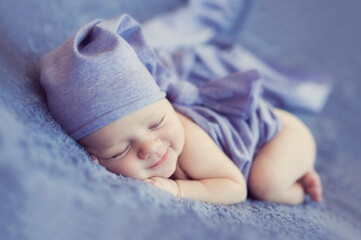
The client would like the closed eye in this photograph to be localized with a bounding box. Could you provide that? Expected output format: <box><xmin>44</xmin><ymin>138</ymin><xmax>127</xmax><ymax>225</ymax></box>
<box><xmin>106</xmin><ymin>145</ymin><xmax>131</xmax><ymax>160</ymax></box>
<box><xmin>149</xmin><ymin>115</ymin><xmax>166</xmax><ymax>130</ymax></box>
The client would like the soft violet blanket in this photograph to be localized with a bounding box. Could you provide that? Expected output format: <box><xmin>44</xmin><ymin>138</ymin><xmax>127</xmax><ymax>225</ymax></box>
<box><xmin>1</xmin><ymin>0</ymin><xmax>360</xmax><ymax>239</ymax></box>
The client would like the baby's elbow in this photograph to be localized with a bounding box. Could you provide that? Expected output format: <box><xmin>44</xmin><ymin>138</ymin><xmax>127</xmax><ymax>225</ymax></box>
<box><xmin>238</xmin><ymin>181</ymin><xmax>248</xmax><ymax>203</ymax></box>
<box><xmin>234</xmin><ymin>188</ymin><xmax>247</xmax><ymax>204</ymax></box>
<box><xmin>227</xmin><ymin>184</ymin><xmax>247</xmax><ymax>205</ymax></box>
<box><xmin>230</xmin><ymin>176</ymin><xmax>248</xmax><ymax>204</ymax></box>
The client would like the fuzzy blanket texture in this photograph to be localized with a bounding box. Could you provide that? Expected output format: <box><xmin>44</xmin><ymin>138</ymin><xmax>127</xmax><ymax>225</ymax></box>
<box><xmin>1</xmin><ymin>0</ymin><xmax>361</xmax><ymax>239</ymax></box>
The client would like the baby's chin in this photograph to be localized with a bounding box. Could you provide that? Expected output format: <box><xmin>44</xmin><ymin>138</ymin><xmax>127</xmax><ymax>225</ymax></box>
<box><xmin>147</xmin><ymin>166</ymin><xmax>177</xmax><ymax>179</ymax></box>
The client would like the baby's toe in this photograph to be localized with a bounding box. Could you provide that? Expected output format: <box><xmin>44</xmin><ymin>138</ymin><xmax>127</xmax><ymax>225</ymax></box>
<box><xmin>307</xmin><ymin>184</ymin><xmax>323</xmax><ymax>202</ymax></box>
<box><xmin>302</xmin><ymin>170</ymin><xmax>323</xmax><ymax>202</ymax></box>
<box><xmin>303</xmin><ymin>170</ymin><xmax>321</xmax><ymax>188</ymax></box>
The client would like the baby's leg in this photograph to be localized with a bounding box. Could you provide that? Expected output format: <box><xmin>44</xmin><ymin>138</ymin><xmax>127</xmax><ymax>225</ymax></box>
<box><xmin>248</xmin><ymin>109</ymin><xmax>323</xmax><ymax>205</ymax></box>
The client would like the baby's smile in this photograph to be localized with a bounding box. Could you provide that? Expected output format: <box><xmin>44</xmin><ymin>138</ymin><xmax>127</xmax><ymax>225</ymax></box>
<box><xmin>147</xmin><ymin>147</ymin><xmax>170</xmax><ymax>169</ymax></box>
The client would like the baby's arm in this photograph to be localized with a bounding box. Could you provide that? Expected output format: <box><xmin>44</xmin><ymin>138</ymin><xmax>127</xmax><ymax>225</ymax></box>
<box><xmin>168</xmin><ymin>113</ymin><xmax>247</xmax><ymax>205</ymax></box>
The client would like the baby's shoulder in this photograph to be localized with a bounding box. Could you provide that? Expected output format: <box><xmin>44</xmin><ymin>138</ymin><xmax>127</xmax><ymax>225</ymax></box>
<box><xmin>176</xmin><ymin>111</ymin><xmax>209</xmax><ymax>143</ymax></box>
<box><xmin>173</xmin><ymin>111</ymin><xmax>207</xmax><ymax>179</ymax></box>
<box><xmin>176</xmin><ymin>111</ymin><xmax>199</xmax><ymax>131</ymax></box>
<box><xmin>174</xmin><ymin>111</ymin><xmax>230</xmax><ymax>176</ymax></box>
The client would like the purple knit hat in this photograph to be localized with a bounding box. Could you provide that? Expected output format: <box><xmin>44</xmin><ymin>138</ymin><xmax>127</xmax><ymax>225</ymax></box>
<box><xmin>40</xmin><ymin>14</ymin><xmax>165</xmax><ymax>140</ymax></box>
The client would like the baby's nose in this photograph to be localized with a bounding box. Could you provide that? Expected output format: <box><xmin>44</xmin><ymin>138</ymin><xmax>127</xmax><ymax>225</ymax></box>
<box><xmin>137</xmin><ymin>138</ymin><xmax>161</xmax><ymax>159</ymax></box>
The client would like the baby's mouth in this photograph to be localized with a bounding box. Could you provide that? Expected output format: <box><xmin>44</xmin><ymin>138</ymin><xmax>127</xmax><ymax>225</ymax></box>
<box><xmin>148</xmin><ymin>148</ymin><xmax>169</xmax><ymax>169</ymax></box>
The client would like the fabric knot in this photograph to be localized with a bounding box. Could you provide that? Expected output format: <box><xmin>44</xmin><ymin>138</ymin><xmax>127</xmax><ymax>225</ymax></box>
<box><xmin>166</xmin><ymin>69</ymin><xmax>262</xmax><ymax>119</ymax></box>
<box><xmin>167</xmin><ymin>80</ymin><xmax>201</xmax><ymax>105</ymax></box>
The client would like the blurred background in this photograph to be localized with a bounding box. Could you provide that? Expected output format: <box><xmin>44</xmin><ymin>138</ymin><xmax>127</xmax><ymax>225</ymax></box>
<box><xmin>1</xmin><ymin>0</ymin><xmax>361</xmax><ymax>239</ymax></box>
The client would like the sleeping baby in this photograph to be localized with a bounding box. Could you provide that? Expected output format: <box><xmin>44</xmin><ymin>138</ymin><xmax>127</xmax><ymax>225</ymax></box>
<box><xmin>39</xmin><ymin>13</ymin><xmax>323</xmax><ymax>205</ymax></box>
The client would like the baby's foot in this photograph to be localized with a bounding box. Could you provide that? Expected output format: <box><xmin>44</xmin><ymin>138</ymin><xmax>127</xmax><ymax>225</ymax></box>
<box><xmin>300</xmin><ymin>169</ymin><xmax>323</xmax><ymax>202</ymax></box>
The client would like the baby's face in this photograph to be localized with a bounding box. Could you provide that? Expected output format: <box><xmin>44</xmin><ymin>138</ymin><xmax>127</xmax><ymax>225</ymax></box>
<box><xmin>78</xmin><ymin>99</ymin><xmax>185</xmax><ymax>180</ymax></box>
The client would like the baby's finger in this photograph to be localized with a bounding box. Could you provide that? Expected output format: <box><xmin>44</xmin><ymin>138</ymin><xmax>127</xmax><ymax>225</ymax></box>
<box><xmin>142</xmin><ymin>179</ymin><xmax>154</xmax><ymax>184</ymax></box>
<box><xmin>143</xmin><ymin>179</ymin><xmax>163</xmax><ymax>189</ymax></box>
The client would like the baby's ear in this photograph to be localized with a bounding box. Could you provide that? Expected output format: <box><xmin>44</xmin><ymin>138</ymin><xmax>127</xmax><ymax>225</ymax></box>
<box><xmin>89</xmin><ymin>154</ymin><xmax>100</xmax><ymax>164</ymax></box>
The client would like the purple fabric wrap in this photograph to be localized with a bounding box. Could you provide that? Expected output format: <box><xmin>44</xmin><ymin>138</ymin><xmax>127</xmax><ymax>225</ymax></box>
<box><xmin>153</xmin><ymin>47</ymin><xmax>282</xmax><ymax>181</ymax></box>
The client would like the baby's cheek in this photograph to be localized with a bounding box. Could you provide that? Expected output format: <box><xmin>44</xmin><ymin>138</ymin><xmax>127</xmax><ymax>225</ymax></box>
<box><xmin>168</xmin><ymin>119</ymin><xmax>185</xmax><ymax>148</ymax></box>
<box><xmin>168</xmin><ymin>115</ymin><xmax>183</xmax><ymax>134</ymax></box>
<box><xmin>101</xmin><ymin>160</ymin><xmax>137</xmax><ymax>178</ymax></box>
<box><xmin>116</xmin><ymin>163</ymin><xmax>137</xmax><ymax>177</ymax></box>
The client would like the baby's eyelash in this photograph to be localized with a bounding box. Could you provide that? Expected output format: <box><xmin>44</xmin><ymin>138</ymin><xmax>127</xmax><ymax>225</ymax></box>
<box><xmin>111</xmin><ymin>145</ymin><xmax>130</xmax><ymax>160</ymax></box>
<box><xmin>149</xmin><ymin>116</ymin><xmax>166</xmax><ymax>130</ymax></box>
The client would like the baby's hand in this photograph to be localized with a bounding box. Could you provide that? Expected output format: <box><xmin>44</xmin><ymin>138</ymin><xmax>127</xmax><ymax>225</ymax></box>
<box><xmin>143</xmin><ymin>177</ymin><xmax>180</xmax><ymax>197</ymax></box>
